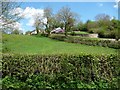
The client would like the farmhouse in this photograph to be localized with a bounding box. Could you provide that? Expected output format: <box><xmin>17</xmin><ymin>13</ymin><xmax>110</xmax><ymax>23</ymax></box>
<box><xmin>51</xmin><ymin>27</ymin><xmax>64</xmax><ymax>34</ymax></box>
<box><xmin>30</xmin><ymin>30</ymin><xmax>42</xmax><ymax>35</ymax></box>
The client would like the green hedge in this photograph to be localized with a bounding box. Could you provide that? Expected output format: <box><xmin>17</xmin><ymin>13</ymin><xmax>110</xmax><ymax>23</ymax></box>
<box><xmin>2</xmin><ymin>54</ymin><xmax>120</xmax><ymax>89</ymax></box>
<box><xmin>98</xmin><ymin>30</ymin><xmax>119</xmax><ymax>39</ymax></box>
<box><xmin>50</xmin><ymin>35</ymin><xmax>120</xmax><ymax>49</ymax></box>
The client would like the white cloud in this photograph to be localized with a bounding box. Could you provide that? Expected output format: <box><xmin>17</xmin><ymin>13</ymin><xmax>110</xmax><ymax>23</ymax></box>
<box><xmin>114</xmin><ymin>0</ymin><xmax>120</xmax><ymax>8</ymax></box>
<box><xmin>26</xmin><ymin>18</ymin><xmax>34</xmax><ymax>26</ymax></box>
<box><xmin>13</xmin><ymin>22</ymin><xmax>23</xmax><ymax>30</ymax></box>
<box><xmin>114</xmin><ymin>4</ymin><xmax>118</xmax><ymax>8</ymax></box>
<box><xmin>10</xmin><ymin>7</ymin><xmax>45</xmax><ymax>32</ymax></box>
<box><xmin>99</xmin><ymin>3</ymin><xmax>103</xmax><ymax>7</ymax></box>
<box><xmin>97</xmin><ymin>3</ymin><xmax>103</xmax><ymax>7</ymax></box>
<box><xmin>110</xmin><ymin>16</ymin><xmax>115</xmax><ymax>20</ymax></box>
<box><xmin>1</xmin><ymin>7</ymin><xmax>45</xmax><ymax>33</ymax></box>
<box><xmin>23</xmin><ymin>7</ymin><xmax>44</xmax><ymax>18</ymax></box>
<box><xmin>21</xmin><ymin>7</ymin><xmax>44</xmax><ymax>27</ymax></box>
<box><xmin>10</xmin><ymin>7</ymin><xmax>24</xmax><ymax>17</ymax></box>
<box><xmin>0</xmin><ymin>15</ymin><xmax>24</xmax><ymax>32</ymax></box>
<box><xmin>13</xmin><ymin>7</ymin><xmax>23</xmax><ymax>14</ymax></box>
<box><xmin>115</xmin><ymin>0</ymin><xmax>120</xmax><ymax>2</ymax></box>
<box><xmin>15</xmin><ymin>7</ymin><xmax>44</xmax><ymax>27</ymax></box>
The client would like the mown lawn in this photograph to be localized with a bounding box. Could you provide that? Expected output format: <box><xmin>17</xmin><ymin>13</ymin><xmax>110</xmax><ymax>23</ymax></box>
<box><xmin>2</xmin><ymin>34</ymin><xmax>117</xmax><ymax>55</ymax></box>
<box><xmin>73</xmin><ymin>31</ymin><xmax>89</xmax><ymax>34</ymax></box>
<box><xmin>68</xmin><ymin>31</ymin><xmax>89</xmax><ymax>35</ymax></box>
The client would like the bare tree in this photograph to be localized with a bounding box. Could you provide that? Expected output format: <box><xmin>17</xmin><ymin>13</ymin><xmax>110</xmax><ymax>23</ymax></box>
<box><xmin>0</xmin><ymin>0</ymin><xmax>22</xmax><ymax>33</ymax></box>
<box><xmin>33</xmin><ymin>13</ymin><xmax>43</xmax><ymax>34</ymax></box>
<box><xmin>56</xmin><ymin>6</ymin><xmax>77</xmax><ymax>36</ymax></box>
<box><xmin>43</xmin><ymin>7</ymin><xmax>53</xmax><ymax>36</ymax></box>
<box><xmin>95</xmin><ymin>13</ymin><xmax>110</xmax><ymax>21</ymax></box>
<box><xmin>95</xmin><ymin>13</ymin><xmax>111</xmax><ymax>29</ymax></box>
<box><xmin>32</xmin><ymin>7</ymin><xmax>53</xmax><ymax>35</ymax></box>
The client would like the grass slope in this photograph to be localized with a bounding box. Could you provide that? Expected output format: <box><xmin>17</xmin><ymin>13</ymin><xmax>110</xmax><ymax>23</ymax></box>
<box><xmin>3</xmin><ymin>34</ymin><xmax>117</xmax><ymax>55</ymax></box>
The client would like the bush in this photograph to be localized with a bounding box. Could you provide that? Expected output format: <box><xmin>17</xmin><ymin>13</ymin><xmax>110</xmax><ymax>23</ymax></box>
<box><xmin>2</xmin><ymin>38</ymin><xmax>11</xmax><ymax>53</ymax></box>
<box><xmin>2</xmin><ymin>76</ymin><xmax>26</xmax><ymax>89</ymax></box>
<box><xmin>2</xmin><ymin>47</ymin><xmax>11</xmax><ymax>53</ymax></box>
<box><xmin>41</xmin><ymin>33</ymin><xmax>49</xmax><ymax>37</ymax></box>
<box><xmin>2</xmin><ymin>54</ymin><xmax>120</xmax><ymax>89</ymax></box>
<box><xmin>98</xmin><ymin>30</ymin><xmax>117</xmax><ymax>39</ymax></box>
<box><xmin>70</xmin><ymin>31</ymin><xmax>76</xmax><ymax>36</ymax></box>
<box><xmin>88</xmin><ymin>28</ymin><xmax>99</xmax><ymax>34</ymax></box>
<box><xmin>50</xmin><ymin>35</ymin><xmax>66</xmax><ymax>41</ymax></box>
<box><xmin>32</xmin><ymin>33</ymin><xmax>49</xmax><ymax>37</ymax></box>
<box><xmin>50</xmin><ymin>35</ymin><xmax>120</xmax><ymax>49</ymax></box>
<box><xmin>98</xmin><ymin>30</ymin><xmax>106</xmax><ymax>38</ymax></box>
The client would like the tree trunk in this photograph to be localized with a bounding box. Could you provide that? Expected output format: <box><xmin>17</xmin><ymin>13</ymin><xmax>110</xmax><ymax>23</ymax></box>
<box><xmin>65</xmin><ymin>23</ymin><xmax>68</xmax><ymax>36</ymax></box>
<box><xmin>36</xmin><ymin>27</ymin><xmax>39</xmax><ymax>34</ymax></box>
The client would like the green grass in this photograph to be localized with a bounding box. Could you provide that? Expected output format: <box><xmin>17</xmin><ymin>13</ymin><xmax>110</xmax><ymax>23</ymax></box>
<box><xmin>74</xmin><ymin>31</ymin><xmax>89</xmax><ymax>34</ymax></box>
<box><xmin>2</xmin><ymin>34</ymin><xmax>117</xmax><ymax>55</ymax></box>
<box><xmin>68</xmin><ymin>31</ymin><xmax>89</xmax><ymax>34</ymax></box>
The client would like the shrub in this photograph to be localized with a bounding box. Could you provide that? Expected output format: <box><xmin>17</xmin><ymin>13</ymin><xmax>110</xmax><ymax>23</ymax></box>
<box><xmin>50</xmin><ymin>35</ymin><xmax>120</xmax><ymax>49</ymax></box>
<box><xmin>98</xmin><ymin>30</ymin><xmax>106</xmax><ymax>38</ymax></box>
<box><xmin>32</xmin><ymin>33</ymin><xmax>49</xmax><ymax>37</ymax></box>
<box><xmin>2</xmin><ymin>37</ymin><xmax>11</xmax><ymax>53</ymax></box>
<box><xmin>41</xmin><ymin>33</ymin><xmax>49</xmax><ymax>37</ymax></box>
<box><xmin>50</xmin><ymin>35</ymin><xmax>66</xmax><ymax>41</ymax></box>
<box><xmin>98</xmin><ymin>30</ymin><xmax>118</xmax><ymax>39</ymax></box>
<box><xmin>88</xmin><ymin>28</ymin><xmax>100</xmax><ymax>34</ymax></box>
<box><xmin>2</xmin><ymin>76</ymin><xmax>26</xmax><ymax>89</ymax></box>
<box><xmin>2</xmin><ymin>47</ymin><xmax>11</xmax><ymax>53</ymax></box>
<box><xmin>70</xmin><ymin>31</ymin><xmax>76</xmax><ymax>36</ymax></box>
<box><xmin>2</xmin><ymin>54</ymin><xmax>120</xmax><ymax>89</ymax></box>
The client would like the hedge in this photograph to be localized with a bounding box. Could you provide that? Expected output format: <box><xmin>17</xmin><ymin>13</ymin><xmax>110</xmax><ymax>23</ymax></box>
<box><xmin>50</xmin><ymin>35</ymin><xmax>120</xmax><ymax>49</ymax></box>
<box><xmin>2</xmin><ymin>54</ymin><xmax>120</xmax><ymax>89</ymax></box>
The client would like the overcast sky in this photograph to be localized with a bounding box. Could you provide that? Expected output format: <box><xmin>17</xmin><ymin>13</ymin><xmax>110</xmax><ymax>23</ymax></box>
<box><xmin>11</xmin><ymin>1</ymin><xmax>119</xmax><ymax>33</ymax></box>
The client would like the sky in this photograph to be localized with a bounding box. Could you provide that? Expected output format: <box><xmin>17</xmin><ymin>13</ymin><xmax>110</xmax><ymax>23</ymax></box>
<box><xmin>11</xmin><ymin>1</ymin><xmax>119</xmax><ymax>33</ymax></box>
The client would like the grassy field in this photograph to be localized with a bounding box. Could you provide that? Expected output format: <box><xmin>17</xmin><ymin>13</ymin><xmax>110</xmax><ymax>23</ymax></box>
<box><xmin>2</xmin><ymin>34</ymin><xmax>117</xmax><ymax>55</ymax></box>
<box><xmin>68</xmin><ymin>31</ymin><xmax>89</xmax><ymax>35</ymax></box>
<box><xmin>73</xmin><ymin>31</ymin><xmax>89</xmax><ymax>34</ymax></box>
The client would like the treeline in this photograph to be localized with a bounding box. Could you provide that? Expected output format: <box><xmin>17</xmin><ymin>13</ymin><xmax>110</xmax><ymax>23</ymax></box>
<box><xmin>75</xmin><ymin>14</ymin><xmax>120</xmax><ymax>39</ymax></box>
<box><xmin>25</xmin><ymin>6</ymin><xmax>120</xmax><ymax>40</ymax></box>
<box><xmin>1</xmin><ymin>2</ymin><xmax>119</xmax><ymax>40</ymax></box>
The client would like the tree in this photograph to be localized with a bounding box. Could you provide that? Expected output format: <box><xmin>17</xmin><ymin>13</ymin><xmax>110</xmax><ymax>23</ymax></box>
<box><xmin>95</xmin><ymin>14</ymin><xmax>120</xmax><ymax>39</ymax></box>
<box><xmin>85</xmin><ymin>20</ymin><xmax>100</xmax><ymax>33</ymax></box>
<box><xmin>53</xmin><ymin>14</ymin><xmax>64</xmax><ymax>29</ymax></box>
<box><xmin>33</xmin><ymin>13</ymin><xmax>43</xmax><ymax>34</ymax></box>
<box><xmin>32</xmin><ymin>7</ymin><xmax>54</xmax><ymax>35</ymax></box>
<box><xmin>111</xmin><ymin>19</ymin><xmax>120</xmax><ymax>40</ymax></box>
<box><xmin>56</xmin><ymin>6</ymin><xmax>77</xmax><ymax>36</ymax></box>
<box><xmin>43</xmin><ymin>7</ymin><xmax>53</xmax><ymax>36</ymax></box>
<box><xmin>95</xmin><ymin>13</ymin><xmax>110</xmax><ymax>21</ymax></box>
<box><xmin>25</xmin><ymin>31</ymin><xmax>31</xmax><ymax>35</ymax></box>
<box><xmin>0</xmin><ymin>0</ymin><xmax>22</xmax><ymax>33</ymax></box>
<box><xmin>11</xmin><ymin>29</ymin><xmax>22</xmax><ymax>34</ymax></box>
<box><xmin>76</xmin><ymin>22</ymin><xmax>86</xmax><ymax>31</ymax></box>
<box><xmin>95</xmin><ymin>14</ymin><xmax>113</xmax><ymax>32</ymax></box>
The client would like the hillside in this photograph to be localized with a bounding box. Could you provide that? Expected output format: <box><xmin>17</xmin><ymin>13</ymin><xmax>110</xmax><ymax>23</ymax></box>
<box><xmin>2</xmin><ymin>34</ymin><xmax>117</xmax><ymax>55</ymax></box>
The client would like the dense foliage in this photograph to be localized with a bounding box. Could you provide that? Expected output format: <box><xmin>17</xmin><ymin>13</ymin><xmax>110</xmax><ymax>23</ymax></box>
<box><xmin>76</xmin><ymin>19</ymin><xmax>120</xmax><ymax>39</ymax></box>
<box><xmin>50</xmin><ymin>35</ymin><xmax>120</xmax><ymax>49</ymax></box>
<box><xmin>2</xmin><ymin>54</ymin><xmax>120</xmax><ymax>89</ymax></box>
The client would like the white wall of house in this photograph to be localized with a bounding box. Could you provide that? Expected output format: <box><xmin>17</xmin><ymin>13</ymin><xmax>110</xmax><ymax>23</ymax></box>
<box><xmin>31</xmin><ymin>30</ymin><xmax>37</xmax><ymax>34</ymax></box>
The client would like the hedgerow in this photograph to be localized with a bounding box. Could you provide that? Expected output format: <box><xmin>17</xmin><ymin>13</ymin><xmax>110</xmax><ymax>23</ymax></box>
<box><xmin>50</xmin><ymin>35</ymin><xmax>120</xmax><ymax>49</ymax></box>
<box><xmin>2</xmin><ymin>54</ymin><xmax>120</xmax><ymax>89</ymax></box>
